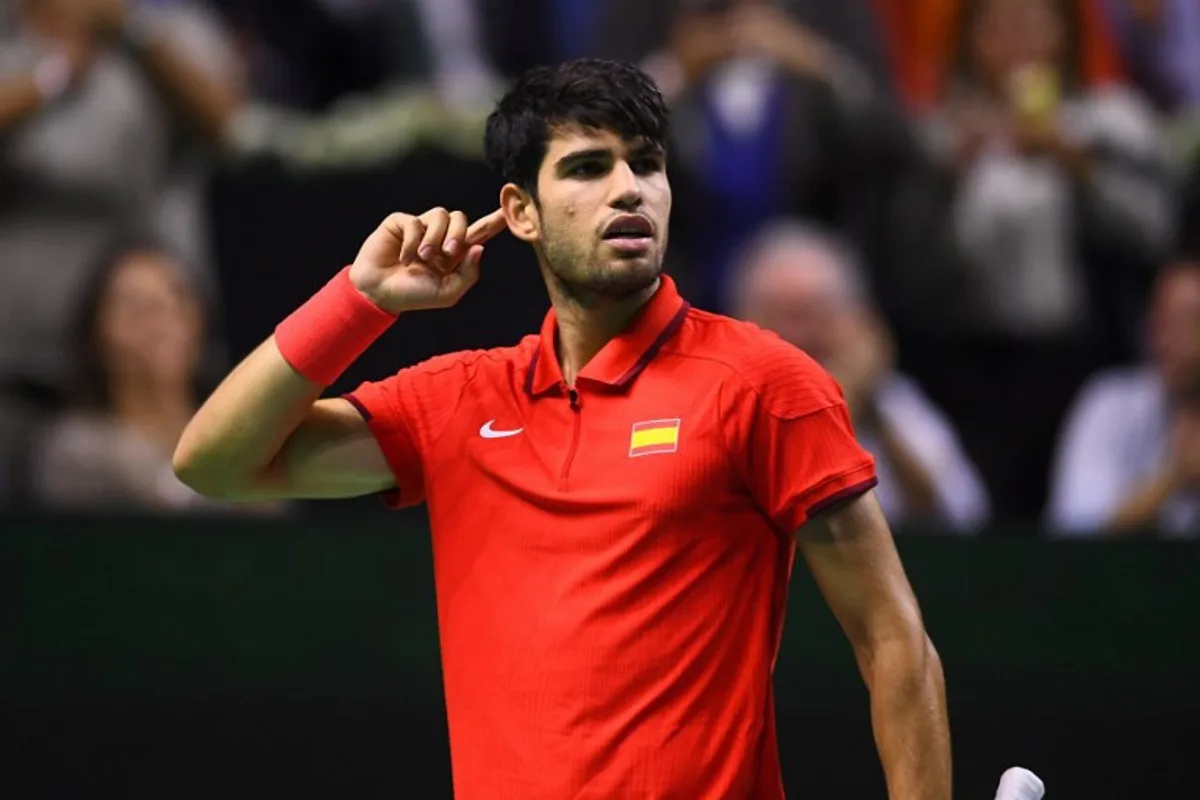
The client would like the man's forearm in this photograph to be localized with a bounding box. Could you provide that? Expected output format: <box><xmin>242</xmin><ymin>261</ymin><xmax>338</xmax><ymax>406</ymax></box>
<box><xmin>868</xmin><ymin>634</ymin><xmax>951</xmax><ymax>800</ymax></box>
<box><xmin>174</xmin><ymin>265</ymin><xmax>401</xmax><ymax>498</ymax></box>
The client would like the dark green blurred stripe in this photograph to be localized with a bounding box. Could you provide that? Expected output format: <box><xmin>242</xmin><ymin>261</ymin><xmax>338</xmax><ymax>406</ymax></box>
<box><xmin>2</xmin><ymin>512</ymin><xmax>1196</xmax><ymax>714</ymax></box>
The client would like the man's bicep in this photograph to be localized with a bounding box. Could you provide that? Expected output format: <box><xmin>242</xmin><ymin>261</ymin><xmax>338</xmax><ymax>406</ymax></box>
<box><xmin>797</xmin><ymin>490</ymin><xmax>923</xmax><ymax>650</ymax></box>
<box><xmin>257</xmin><ymin>398</ymin><xmax>396</xmax><ymax>499</ymax></box>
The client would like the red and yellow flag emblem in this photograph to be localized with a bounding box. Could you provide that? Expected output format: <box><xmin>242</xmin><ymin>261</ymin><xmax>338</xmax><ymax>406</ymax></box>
<box><xmin>628</xmin><ymin>419</ymin><xmax>681</xmax><ymax>457</ymax></box>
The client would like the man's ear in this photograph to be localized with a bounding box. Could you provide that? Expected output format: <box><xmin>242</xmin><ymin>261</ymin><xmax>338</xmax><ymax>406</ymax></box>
<box><xmin>501</xmin><ymin>183</ymin><xmax>540</xmax><ymax>244</ymax></box>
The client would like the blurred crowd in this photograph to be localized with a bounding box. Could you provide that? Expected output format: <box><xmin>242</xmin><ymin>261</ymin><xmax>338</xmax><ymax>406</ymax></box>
<box><xmin>2</xmin><ymin>0</ymin><xmax>1200</xmax><ymax>537</ymax></box>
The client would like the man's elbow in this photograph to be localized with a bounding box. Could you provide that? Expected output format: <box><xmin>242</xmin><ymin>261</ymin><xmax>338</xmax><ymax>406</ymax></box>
<box><xmin>172</xmin><ymin>443</ymin><xmax>223</xmax><ymax>498</ymax></box>
<box><xmin>171</xmin><ymin>440</ymin><xmax>249</xmax><ymax>501</ymax></box>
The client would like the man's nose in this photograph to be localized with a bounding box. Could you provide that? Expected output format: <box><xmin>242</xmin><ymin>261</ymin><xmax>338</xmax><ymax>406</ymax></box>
<box><xmin>608</xmin><ymin>161</ymin><xmax>643</xmax><ymax>210</ymax></box>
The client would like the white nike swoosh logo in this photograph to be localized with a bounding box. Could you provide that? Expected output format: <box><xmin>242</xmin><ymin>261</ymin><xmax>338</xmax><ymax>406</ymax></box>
<box><xmin>479</xmin><ymin>420</ymin><xmax>523</xmax><ymax>439</ymax></box>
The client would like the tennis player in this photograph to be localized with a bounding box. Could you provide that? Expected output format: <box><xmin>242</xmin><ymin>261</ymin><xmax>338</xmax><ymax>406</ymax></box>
<box><xmin>174</xmin><ymin>59</ymin><xmax>950</xmax><ymax>799</ymax></box>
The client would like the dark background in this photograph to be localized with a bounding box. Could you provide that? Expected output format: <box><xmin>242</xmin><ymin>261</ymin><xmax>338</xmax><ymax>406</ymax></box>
<box><xmin>4</xmin><ymin>512</ymin><xmax>1196</xmax><ymax>798</ymax></box>
<box><xmin>209</xmin><ymin>152</ymin><xmax>551</xmax><ymax>403</ymax></box>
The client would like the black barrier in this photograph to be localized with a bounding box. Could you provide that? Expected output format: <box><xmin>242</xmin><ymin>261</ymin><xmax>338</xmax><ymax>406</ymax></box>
<box><xmin>2</xmin><ymin>512</ymin><xmax>1196</xmax><ymax>797</ymax></box>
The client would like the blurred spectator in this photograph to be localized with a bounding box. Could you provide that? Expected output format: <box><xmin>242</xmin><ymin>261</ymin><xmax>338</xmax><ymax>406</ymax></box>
<box><xmin>30</xmin><ymin>241</ymin><xmax>266</xmax><ymax>513</ymax></box>
<box><xmin>210</xmin><ymin>0</ymin><xmax>496</xmax><ymax>111</ymax></box>
<box><xmin>923</xmin><ymin>0</ymin><xmax>1170</xmax><ymax>341</ymax></box>
<box><xmin>1047</xmin><ymin>260</ymin><xmax>1200</xmax><ymax>537</ymax></box>
<box><xmin>876</xmin><ymin>0</ymin><xmax>1126</xmax><ymax>113</ymax></box>
<box><xmin>733</xmin><ymin>221</ymin><xmax>990</xmax><ymax>531</ymax></box>
<box><xmin>902</xmin><ymin>0</ymin><xmax>1172</xmax><ymax>520</ymax></box>
<box><xmin>406</xmin><ymin>0</ymin><xmax>498</xmax><ymax>109</ymax></box>
<box><xmin>636</xmin><ymin>0</ymin><xmax>912</xmax><ymax>313</ymax></box>
<box><xmin>219</xmin><ymin>0</ymin><xmax>504</xmax><ymax>171</ymax></box>
<box><xmin>0</xmin><ymin>0</ymin><xmax>243</xmax><ymax>417</ymax></box>
<box><xmin>205</xmin><ymin>0</ymin><xmax>389</xmax><ymax>110</ymax></box>
<box><xmin>593</xmin><ymin>0</ymin><xmax>896</xmax><ymax>89</ymax></box>
<box><xmin>1100</xmin><ymin>0</ymin><xmax>1200</xmax><ymax>114</ymax></box>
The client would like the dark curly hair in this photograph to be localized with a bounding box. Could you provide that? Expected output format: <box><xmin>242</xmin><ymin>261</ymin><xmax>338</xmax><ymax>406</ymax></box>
<box><xmin>484</xmin><ymin>58</ymin><xmax>670</xmax><ymax>198</ymax></box>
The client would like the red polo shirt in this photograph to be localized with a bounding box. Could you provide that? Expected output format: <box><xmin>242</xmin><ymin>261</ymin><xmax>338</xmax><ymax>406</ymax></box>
<box><xmin>346</xmin><ymin>275</ymin><xmax>876</xmax><ymax>799</ymax></box>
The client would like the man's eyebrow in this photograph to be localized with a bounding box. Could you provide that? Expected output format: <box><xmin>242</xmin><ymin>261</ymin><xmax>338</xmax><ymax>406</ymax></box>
<box><xmin>629</xmin><ymin>141</ymin><xmax>666</xmax><ymax>159</ymax></box>
<box><xmin>555</xmin><ymin>148</ymin><xmax>612</xmax><ymax>170</ymax></box>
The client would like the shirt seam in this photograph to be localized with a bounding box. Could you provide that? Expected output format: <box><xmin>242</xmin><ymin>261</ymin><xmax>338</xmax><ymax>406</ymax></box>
<box><xmin>417</xmin><ymin>352</ymin><xmax>506</xmax><ymax>456</ymax></box>
<box><xmin>657</xmin><ymin>345</ymin><xmax>842</xmax><ymax>423</ymax></box>
<box><xmin>365</xmin><ymin>345</ymin><xmax>533</xmax><ymax>480</ymax></box>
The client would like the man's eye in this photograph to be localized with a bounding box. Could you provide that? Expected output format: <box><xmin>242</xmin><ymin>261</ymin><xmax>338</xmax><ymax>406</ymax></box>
<box><xmin>569</xmin><ymin>162</ymin><xmax>606</xmax><ymax>177</ymax></box>
<box><xmin>632</xmin><ymin>158</ymin><xmax>663</xmax><ymax>174</ymax></box>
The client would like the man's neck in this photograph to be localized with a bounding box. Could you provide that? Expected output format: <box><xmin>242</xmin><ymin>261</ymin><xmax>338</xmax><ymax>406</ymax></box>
<box><xmin>548</xmin><ymin>278</ymin><xmax>660</xmax><ymax>386</ymax></box>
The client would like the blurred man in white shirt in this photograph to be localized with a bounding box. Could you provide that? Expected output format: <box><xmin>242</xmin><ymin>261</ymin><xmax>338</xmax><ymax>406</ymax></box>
<box><xmin>1048</xmin><ymin>260</ymin><xmax>1200</xmax><ymax>536</ymax></box>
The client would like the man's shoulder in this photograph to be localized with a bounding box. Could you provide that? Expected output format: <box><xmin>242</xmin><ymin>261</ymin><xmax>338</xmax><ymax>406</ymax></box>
<box><xmin>353</xmin><ymin>337</ymin><xmax>538</xmax><ymax>421</ymax></box>
<box><xmin>386</xmin><ymin>336</ymin><xmax>539</xmax><ymax>387</ymax></box>
<box><xmin>674</xmin><ymin>308</ymin><xmax>840</xmax><ymax>418</ymax></box>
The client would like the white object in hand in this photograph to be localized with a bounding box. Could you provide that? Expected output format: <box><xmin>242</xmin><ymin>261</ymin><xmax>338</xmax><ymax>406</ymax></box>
<box><xmin>994</xmin><ymin>767</ymin><xmax>1045</xmax><ymax>799</ymax></box>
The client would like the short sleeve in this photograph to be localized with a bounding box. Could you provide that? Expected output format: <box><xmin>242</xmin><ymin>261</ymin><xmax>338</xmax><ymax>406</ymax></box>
<box><xmin>344</xmin><ymin>353</ymin><xmax>476</xmax><ymax>509</ymax></box>
<box><xmin>723</xmin><ymin>341</ymin><xmax>877</xmax><ymax>532</ymax></box>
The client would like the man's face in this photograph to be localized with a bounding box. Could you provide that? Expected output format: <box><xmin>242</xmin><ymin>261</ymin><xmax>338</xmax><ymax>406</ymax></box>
<box><xmin>738</xmin><ymin>248</ymin><xmax>849</xmax><ymax>366</ymax></box>
<box><xmin>529</xmin><ymin>126</ymin><xmax>671</xmax><ymax>302</ymax></box>
<box><xmin>1151</xmin><ymin>265</ymin><xmax>1200</xmax><ymax>401</ymax></box>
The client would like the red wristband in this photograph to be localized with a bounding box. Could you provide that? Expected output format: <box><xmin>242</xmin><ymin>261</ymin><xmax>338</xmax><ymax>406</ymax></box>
<box><xmin>275</xmin><ymin>267</ymin><xmax>397</xmax><ymax>385</ymax></box>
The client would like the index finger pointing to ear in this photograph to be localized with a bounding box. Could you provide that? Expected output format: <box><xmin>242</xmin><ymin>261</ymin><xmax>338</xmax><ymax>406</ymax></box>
<box><xmin>465</xmin><ymin>209</ymin><xmax>508</xmax><ymax>245</ymax></box>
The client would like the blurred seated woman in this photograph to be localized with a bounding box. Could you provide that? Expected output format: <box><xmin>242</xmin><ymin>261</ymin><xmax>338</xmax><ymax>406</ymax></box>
<box><xmin>32</xmin><ymin>241</ymin><xmax>275</xmax><ymax>514</ymax></box>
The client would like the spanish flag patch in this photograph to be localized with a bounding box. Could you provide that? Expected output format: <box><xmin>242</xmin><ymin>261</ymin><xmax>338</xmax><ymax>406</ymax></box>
<box><xmin>628</xmin><ymin>419</ymin><xmax>681</xmax><ymax>457</ymax></box>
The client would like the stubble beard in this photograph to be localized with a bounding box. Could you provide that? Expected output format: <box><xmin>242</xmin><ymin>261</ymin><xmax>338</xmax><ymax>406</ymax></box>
<box><xmin>540</xmin><ymin>226</ymin><xmax>667</xmax><ymax>308</ymax></box>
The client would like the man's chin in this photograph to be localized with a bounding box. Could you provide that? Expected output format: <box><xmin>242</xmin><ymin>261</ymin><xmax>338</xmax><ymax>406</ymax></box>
<box><xmin>548</xmin><ymin>253</ymin><xmax>665</xmax><ymax>303</ymax></box>
<box><xmin>592</xmin><ymin>260</ymin><xmax>663</xmax><ymax>298</ymax></box>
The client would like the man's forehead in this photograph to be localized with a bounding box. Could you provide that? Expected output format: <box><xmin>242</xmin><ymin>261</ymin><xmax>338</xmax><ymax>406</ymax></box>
<box><xmin>545</xmin><ymin>125</ymin><xmax>659</xmax><ymax>156</ymax></box>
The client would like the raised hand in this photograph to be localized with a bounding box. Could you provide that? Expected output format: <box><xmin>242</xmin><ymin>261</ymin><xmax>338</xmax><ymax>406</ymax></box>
<box><xmin>349</xmin><ymin>207</ymin><xmax>507</xmax><ymax>314</ymax></box>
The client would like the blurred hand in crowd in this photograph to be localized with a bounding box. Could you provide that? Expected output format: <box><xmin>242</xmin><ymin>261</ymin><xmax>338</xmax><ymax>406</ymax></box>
<box><xmin>1158</xmin><ymin>263</ymin><xmax>1200</xmax><ymax>488</ymax></box>
<box><xmin>1151</xmin><ymin>262</ymin><xmax>1200</xmax><ymax>403</ymax></box>
<box><xmin>730</xmin><ymin>1</ymin><xmax>832</xmax><ymax>78</ymax></box>
<box><xmin>670</xmin><ymin>5</ymin><xmax>738</xmax><ymax>86</ymax></box>
<box><xmin>80</xmin><ymin>0</ymin><xmax>127</xmax><ymax>37</ymax></box>
<box><xmin>947</xmin><ymin>101</ymin><xmax>1009</xmax><ymax>167</ymax></box>
<box><xmin>1169</xmin><ymin>409</ymin><xmax>1200</xmax><ymax>490</ymax></box>
<box><xmin>668</xmin><ymin>0</ymin><xmax>834</xmax><ymax>89</ymax></box>
<box><xmin>825</xmin><ymin>311</ymin><xmax>895</xmax><ymax>423</ymax></box>
<box><xmin>942</xmin><ymin>0</ymin><xmax>1093</xmax><ymax>170</ymax></box>
<box><xmin>21</xmin><ymin>0</ymin><xmax>97</xmax><ymax>69</ymax></box>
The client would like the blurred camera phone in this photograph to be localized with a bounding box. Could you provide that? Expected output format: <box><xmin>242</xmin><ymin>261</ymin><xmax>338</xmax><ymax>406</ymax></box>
<box><xmin>1009</xmin><ymin>64</ymin><xmax>1060</xmax><ymax>123</ymax></box>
